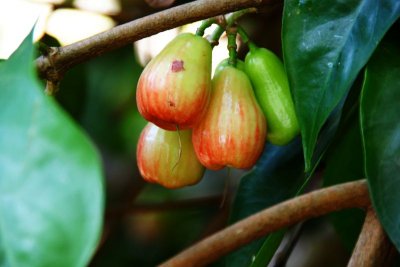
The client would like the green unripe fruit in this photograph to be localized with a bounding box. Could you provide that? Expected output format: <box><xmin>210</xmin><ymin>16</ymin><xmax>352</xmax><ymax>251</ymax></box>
<box><xmin>245</xmin><ymin>43</ymin><xmax>299</xmax><ymax>145</ymax></box>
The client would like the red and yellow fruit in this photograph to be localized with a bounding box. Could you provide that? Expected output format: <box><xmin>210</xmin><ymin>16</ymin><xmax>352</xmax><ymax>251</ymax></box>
<box><xmin>192</xmin><ymin>65</ymin><xmax>267</xmax><ymax>170</ymax></box>
<box><xmin>136</xmin><ymin>33</ymin><xmax>212</xmax><ymax>130</ymax></box>
<box><xmin>137</xmin><ymin>123</ymin><xmax>205</xmax><ymax>189</ymax></box>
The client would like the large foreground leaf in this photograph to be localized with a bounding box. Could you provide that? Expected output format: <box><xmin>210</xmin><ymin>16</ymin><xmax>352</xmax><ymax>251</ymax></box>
<box><xmin>226</xmin><ymin>138</ymin><xmax>305</xmax><ymax>267</ymax></box>
<box><xmin>361</xmin><ymin>38</ymin><xmax>400</xmax><ymax>251</ymax></box>
<box><xmin>283</xmin><ymin>0</ymin><xmax>400</xmax><ymax>171</ymax></box>
<box><xmin>0</xmin><ymin>32</ymin><xmax>104</xmax><ymax>266</ymax></box>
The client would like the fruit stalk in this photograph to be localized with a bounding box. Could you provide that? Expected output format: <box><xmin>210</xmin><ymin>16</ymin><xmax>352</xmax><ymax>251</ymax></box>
<box><xmin>226</xmin><ymin>27</ymin><xmax>238</xmax><ymax>67</ymax></box>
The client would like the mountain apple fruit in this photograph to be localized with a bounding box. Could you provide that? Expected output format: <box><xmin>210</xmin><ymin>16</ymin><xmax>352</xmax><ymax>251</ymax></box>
<box><xmin>192</xmin><ymin>65</ymin><xmax>267</xmax><ymax>170</ymax></box>
<box><xmin>245</xmin><ymin>43</ymin><xmax>299</xmax><ymax>145</ymax></box>
<box><xmin>136</xmin><ymin>33</ymin><xmax>212</xmax><ymax>130</ymax></box>
<box><xmin>137</xmin><ymin>123</ymin><xmax>205</xmax><ymax>189</ymax></box>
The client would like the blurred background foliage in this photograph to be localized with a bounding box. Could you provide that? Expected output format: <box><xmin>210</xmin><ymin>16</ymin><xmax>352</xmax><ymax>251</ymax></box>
<box><xmin>0</xmin><ymin>0</ymin><xmax>371</xmax><ymax>266</ymax></box>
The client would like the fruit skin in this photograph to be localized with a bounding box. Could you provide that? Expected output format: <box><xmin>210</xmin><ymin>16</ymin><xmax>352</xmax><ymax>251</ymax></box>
<box><xmin>136</xmin><ymin>33</ymin><xmax>212</xmax><ymax>130</ymax></box>
<box><xmin>137</xmin><ymin>123</ymin><xmax>205</xmax><ymax>189</ymax></box>
<box><xmin>192</xmin><ymin>65</ymin><xmax>267</xmax><ymax>170</ymax></box>
<box><xmin>214</xmin><ymin>58</ymin><xmax>245</xmax><ymax>77</ymax></box>
<box><xmin>245</xmin><ymin>43</ymin><xmax>299</xmax><ymax>145</ymax></box>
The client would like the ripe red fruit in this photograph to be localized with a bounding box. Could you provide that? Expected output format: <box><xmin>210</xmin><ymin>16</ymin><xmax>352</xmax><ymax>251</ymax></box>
<box><xmin>136</xmin><ymin>33</ymin><xmax>212</xmax><ymax>130</ymax></box>
<box><xmin>192</xmin><ymin>66</ymin><xmax>267</xmax><ymax>170</ymax></box>
<box><xmin>137</xmin><ymin>123</ymin><xmax>205</xmax><ymax>189</ymax></box>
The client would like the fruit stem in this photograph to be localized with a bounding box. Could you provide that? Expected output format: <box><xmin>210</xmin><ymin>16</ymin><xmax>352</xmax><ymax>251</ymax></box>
<box><xmin>248</xmin><ymin>41</ymin><xmax>258</xmax><ymax>53</ymax></box>
<box><xmin>227</xmin><ymin>8</ymin><xmax>257</xmax><ymax>26</ymax></box>
<box><xmin>237</xmin><ymin>25</ymin><xmax>258</xmax><ymax>54</ymax></box>
<box><xmin>196</xmin><ymin>18</ymin><xmax>216</xmax><ymax>37</ymax></box>
<box><xmin>207</xmin><ymin>26</ymin><xmax>225</xmax><ymax>48</ymax></box>
<box><xmin>207</xmin><ymin>8</ymin><xmax>256</xmax><ymax>48</ymax></box>
<box><xmin>226</xmin><ymin>27</ymin><xmax>238</xmax><ymax>67</ymax></box>
<box><xmin>237</xmin><ymin>25</ymin><xmax>250</xmax><ymax>45</ymax></box>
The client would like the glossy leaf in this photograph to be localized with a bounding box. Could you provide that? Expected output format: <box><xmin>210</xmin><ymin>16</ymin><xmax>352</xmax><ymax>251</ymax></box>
<box><xmin>228</xmin><ymin>97</ymin><xmax>348</xmax><ymax>266</ymax></box>
<box><xmin>0</xmin><ymin>32</ymin><xmax>104</xmax><ymax>266</ymax></box>
<box><xmin>283</xmin><ymin>0</ymin><xmax>400</xmax><ymax>171</ymax></box>
<box><xmin>248</xmin><ymin>115</ymin><xmax>342</xmax><ymax>267</ymax></box>
<box><xmin>323</xmin><ymin>112</ymin><xmax>365</xmax><ymax>250</ymax></box>
<box><xmin>226</xmin><ymin>138</ymin><xmax>305</xmax><ymax>267</ymax></box>
<box><xmin>309</xmin><ymin>94</ymin><xmax>345</xmax><ymax>174</ymax></box>
<box><xmin>361</xmin><ymin>39</ymin><xmax>400</xmax><ymax>251</ymax></box>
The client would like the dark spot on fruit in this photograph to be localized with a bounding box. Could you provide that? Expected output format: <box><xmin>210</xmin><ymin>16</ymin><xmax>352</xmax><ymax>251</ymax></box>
<box><xmin>171</xmin><ymin>60</ymin><xmax>184</xmax><ymax>72</ymax></box>
<box><xmin>168</xmin><ymin>100</ymin><xmax>175</xmax><ymax>107</ymax></box>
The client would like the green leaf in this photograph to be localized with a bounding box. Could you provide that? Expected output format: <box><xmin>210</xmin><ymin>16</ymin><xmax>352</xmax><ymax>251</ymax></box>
<box><xmin>226</xmin><ymin>138</ymin><xmax>305</xmax><ymax>267</ymax></box>
<box><xmin>360</xmin><ymin>38</ymin><xmax>400</xmax><ymax>251</ymax></box>
<box><xmin>283</xmin><ymin>0</ymin><xmax>400</xmax><ymax>171</ymax></box>
<box><xmin>323</xmin><ymin>111</ymin><xmax>365</xmax><ymax>251</ymax></box>
<box><xmin>0</xmin><ymin>31</ymin><xmax>104</xmax><ymax>266</ymax></box>
<box><xmin>81</xmin><ymin>47</ymin><xmax>146</xmax><ymax>154</ymax></box>
<box><xmin>229</xmin><ymin>97</ymin><xmax>349</xmax><ymax>266</ymax></box>
<box><xmin>249</xmin><ymin>230</ymin><xmax>285</xmax><ymax>267</ymax></box>
<box><xmin>249</xmin><ymin>115</ymin><xmax>342</xmax><ymax>267</ymax></box>
<box><xmin>309</xmin><ymin>95</ymin><xmax>345</xmax><ymax>173</ymax></box>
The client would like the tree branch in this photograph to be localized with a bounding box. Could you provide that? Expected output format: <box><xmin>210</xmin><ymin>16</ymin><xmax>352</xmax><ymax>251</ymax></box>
<box><xmin>347</xmin><ymin>207</ymin><xmax>395</xmax><ymax>267</ymax></box>
<box><xmin>159</xmin><ymin>180</ymin><xmax>370</xmax><ymax>267</ymax></box>
<box><xmin>36</xmin><ymin>0</ymin><xmax>277</xmax><ymax>81</ymax></box>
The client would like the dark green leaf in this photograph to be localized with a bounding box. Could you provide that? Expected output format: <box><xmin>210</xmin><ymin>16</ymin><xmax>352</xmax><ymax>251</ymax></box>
<box><xmin>56</xmin><ymin>63</ymin><xmax>87</xmax><ymax>120</ymax></box>
<box><xmin>248</xmin><ymin>113</ymin><xmax>342</xmax><ymax>267</ymax></box>
<box><xmin>323</xmin><ymin>111</ymin><xmax>365</xmax><ymax>250</ymax></box>
<box><xmin>361</xmin><ymin>38</ymin><xmax>400</xmax><ymax>251</ymax></box>
<box><xmin>283</xmin><ymin>0</ymin><xmax>400</xmax><ymax>171</ymax></box>
<box><xmin>230</xmin><ymin>98</ymin><xmax>350</xmax><ymax>267</ymax></box>
<box><xmin>0</xmin><ymin>31</ymin><xmax>104</xmax><ymax>267</ymax></box>
<box><xmin>227</xmin><ymin>138</ymin><xmax>305</xmax><ymax>267</ymax></box>
<box><xmin>249</xmin><ymin>230</ymin><xmax>285</xmax><ymax>267</ymax></box>
<box><xmin>81</xmin><ymin>47</ymin><xmax>146</xmax><ymax>154</ymax></box>
<box><xmin>309</xmin><ymin>93</ymin><xmax>346</xmax><ymax>173</ymax></box>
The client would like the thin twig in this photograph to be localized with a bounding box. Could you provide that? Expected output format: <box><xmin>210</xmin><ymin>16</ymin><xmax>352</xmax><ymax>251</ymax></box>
<box><xmin>269</xmin><ymin>222</ymin><xmax>304</xmax><ymax>267</ymax></box>
<box><xmin>159</xmin><ymin>180</ymin><xmax>370</xmax><ymax>267</ymax></box>
<box><xmin>36</xmin><ymin>0</ymin><xmax>276</xmax><ymax>82</ymax></box>
<box><xmin>347</xmin><ymin>207</ymin><xmax>395</xmax><ymax>267</ymax></box>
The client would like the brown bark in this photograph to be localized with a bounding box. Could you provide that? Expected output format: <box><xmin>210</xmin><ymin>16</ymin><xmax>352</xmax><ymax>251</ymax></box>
<box><xmin>36</xmin><ymin>0</ymin><xmax>277</xmax><ymax>82</ymax></box>
<box><xmin>347</xmin><ymin>207</ymin><xmax>395</xmax><ymax>267</ymax></box>
<box><xmin>159</xmin><ymin>180</ymin><xmax>370</xmax><ymax>267</ymax></box>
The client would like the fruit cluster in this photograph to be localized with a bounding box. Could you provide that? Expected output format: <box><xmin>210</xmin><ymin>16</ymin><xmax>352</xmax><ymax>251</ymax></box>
<box><xmin>136</xmin><ymin>26</ymin><xmax>299</xmax><ymax>189</ymax></box>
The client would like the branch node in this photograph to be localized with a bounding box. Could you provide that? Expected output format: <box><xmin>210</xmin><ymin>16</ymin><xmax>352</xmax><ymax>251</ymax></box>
<box><xmin>45</xmin><ymin>80</ymin><xmax>60</xmax><ymax>96</ymax></box>
<box><xmin>215</xmin><ymin>15</ymin><xmax>227</xmax><ymax>28</ymax></box>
